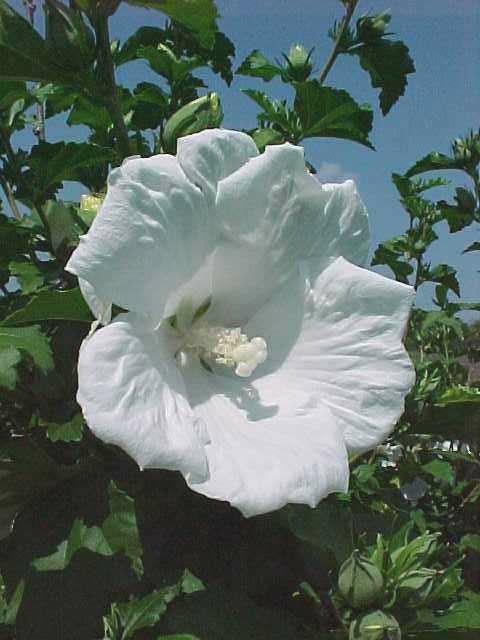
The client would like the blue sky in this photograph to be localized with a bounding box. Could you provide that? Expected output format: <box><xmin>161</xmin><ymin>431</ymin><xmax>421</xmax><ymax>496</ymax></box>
<box><xmin>6</xmin><ymin>0</ymin><xmax>480</xmax><ymax>312</ymax></box>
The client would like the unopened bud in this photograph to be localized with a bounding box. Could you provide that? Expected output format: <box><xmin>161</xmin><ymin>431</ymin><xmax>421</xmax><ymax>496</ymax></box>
<box><xmin>338</xmin><ymin>551</ymin><xmax>384</xmax><ymax>609</ymax></box>
<box><xmin>349</xmin><ymin>610</ymin><xmax>401</xmax><ymax>640</ymax></box>
<box><xmin>283</xmin><ymin>44</ymin><xmax>313</xmax><ymax>82</ymax></box>
<box><xmin>163</xmin><ymin>93</ymin><xmax>223</xmax><ymax>154</ymax></box>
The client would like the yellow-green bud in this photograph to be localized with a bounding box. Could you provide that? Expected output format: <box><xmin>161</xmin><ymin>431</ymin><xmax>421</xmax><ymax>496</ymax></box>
<box><xmin>338</xmin><ymin>551</ymin><xmax>384</xmax><ymax>609</ymax></box>
<box><xmin>284</xmin><ymin>44</ymin><xmax>313</xmax><ymax>82</ymax></box>
<box><xmin>349</xmin><ymin>610</ymin><xmax>401</xmax><ymax>640</ymax></box>
<box><xmin>79</xmin><ymin>193</ymin><xmax>104</xmax><ymax>226</ymax></box>
<box><xmin>163</xmin><ymin>93</ymin><xmax>223</xmax><ymax>154</ymax></box>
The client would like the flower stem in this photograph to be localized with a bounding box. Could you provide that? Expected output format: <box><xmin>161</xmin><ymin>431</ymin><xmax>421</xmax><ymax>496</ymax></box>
<box><xmin>93</xmin><ymin>14</ymin><xmax>131</xmax><ymax>160</ymax></box>
<box><xmin>318</xmin><ymin>0</ymin><xmax>359</xmax><ymax>85</ymax></box>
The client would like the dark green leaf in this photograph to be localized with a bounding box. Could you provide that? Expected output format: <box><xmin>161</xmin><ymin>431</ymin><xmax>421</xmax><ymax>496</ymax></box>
<box><xmin>46</xmin><ymin>413</ymin><xmax>84</xmax><ymax>443</ymax></box>
<box><xmin>461</xmin><ymin>534</ymin><xmax>480</xmax><ymax>553</ymax></box>
<box><xmin>242</xmin><ymin>90</ymin><xmax>294</xmax><ymax>134</ymax></box>
<box><xmin>436</xmin><ymin>385</ymin><xmax>480</xmax><ymax>405</ymax></box>
<box><xmin>250</xmin><ymin>127</ymin><xmax>285</xmax><ymax>152</ymax></box>
<box><xmin>102</xmin><ymin>481</ymin><xmax>144</xmax><ymax>578</ymax></box>
<box><xmin>0</xmin><ymin>0</ymin><xmax>74</xmax><ymax>82</ymax></box>
<box><xmin>426</xmin><ymin>264</ymin><xmax>460</xmax><ymax>296</ymax></box>
<box><xmin>418</xmin><ymin>592</ymin><xmax>480</xmax><ymax>630</ymax></box>
<box><xmin>67</xmin><ymin>95</ymin><xmax>112</xmax><ymax>130</ymax></box>
<box><xmin>32</xmin><ymin>519</ymin><xmax>113</xmax><ymax>571</ymax></box>
<box><xmin>422</xmin><ymin>459</ymin><xmax>455</xmax><ymax>485</ymax></box>
<box><xmin>405</xmin><ymin>151</ymin><xmax>463</xmax><ymax>177</ymax></box>
<box><xmin>464</xmin><ymin>241</ymin><xmax>480</xmax><ymax>253</ymax></box>
<box><xmin>294</xmin><ymin>82</ymin><xmax>374</xmax><ymax>148</ymax></box>
<box><xmin>4</xmin><ymin>287</ymin><xmax>92</xmax><ymax>324</ymax></box>
<box><xmin>124</xmin><ymin>0</ymin><xmax>219</xmax><ymax>49</ymax></box>
<box><xmin>138</xmin><ymin>43</ymin><xmax>203</xmax><ymax>82</ymax></box>
<box><xmin>0</xmin><ymin>345</ymin><xmax>21</xmax><ymax>390</ymax></box>
<box><xmin>3</xmin><ymin>579</ymin><xmax>25</xmax><ymax>626</ymax></box>
<box><xmin>44</xmin><ymin>0</ymin><xmax>95</xmax><ymax>72</ymax></box>
<box><xmin>0</xmin><ymin>325</ymin><xmax>53</xmax><ymax>377</ymax></box>
<box><xmin>9</xmin><ymin>258</ymin><xmax>44</xmax><ymax>294</ymax></box>
<box><xmin>237</xmin><ymin>49</ymin><xmax>282</xmax><ymax>81</ymax></box>
<box><xmin>353</xmin><ymin>39</ymin><xmax>414</xmax><ymax>115</ymax></box>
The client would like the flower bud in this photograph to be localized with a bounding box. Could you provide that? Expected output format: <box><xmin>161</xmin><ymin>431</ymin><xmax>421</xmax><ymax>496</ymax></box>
<box><xmin>338</xmin><ymin>551</ymin><xmax>384</xmax><ymax>609</ymax></box>
<box><xmin>79</xmin><ymin>193</ymin><xmax>104</xmax><ymax>226</ymax></box>
<box><xmin>349</xmin><ymin>610</ymin><xmax>401</xmax><ymax>640</ymax></box>
<box><xmin>283</xmin><ymin>44</ymin><xmax>313</xmax><ymax>82</ymax></box>
<box><xmin>357</xmin><ymin>11</ymin><xmax>391</xmax><ymax>40</ymax></box>
<box><xmin>163</xmin><ymin>93</ymin><xmax>223</xmax><ymax>154</ymax></box>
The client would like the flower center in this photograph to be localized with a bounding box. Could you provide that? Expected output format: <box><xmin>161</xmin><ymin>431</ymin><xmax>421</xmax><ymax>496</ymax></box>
<box><xmin>183</xmin><ymin>321</ymin><xmax>268</xmax><ymax>378</ymax></box>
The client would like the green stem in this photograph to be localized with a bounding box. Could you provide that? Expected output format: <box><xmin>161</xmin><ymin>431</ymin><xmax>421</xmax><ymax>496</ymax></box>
<box><xmin>318</xmin><ymin>0</ymin><xmax>359</xmax><ymax>84</ymax></box>
<box><xmin>0</xmin><ymin>173</ymin><xmax>21</xmax><ymax>220</ymax></box>
<box><xmin>93</xmin><ymin>14</ymin><xmax>131</xmax><ymax>160</ymax></box>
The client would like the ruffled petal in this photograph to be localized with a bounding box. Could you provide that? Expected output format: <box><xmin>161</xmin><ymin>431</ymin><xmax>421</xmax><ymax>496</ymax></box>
<box><xmin>210</xmin><ymin>144</ymin><xmax>369</xmax><ymax>326</ymax></box>
<box><xmin>248</xmin><ymin>257</ymin><xmax>415</xmax><ymax>454</ymax></box>
<box><xmin>66</xmin><ymin>154</ymin><xmax>213</xmax><ymax>323</ymax></box>
<box><xmin>78</xmin><ymin>277</ymin><xmax>112</xmax><ymax>326</ymax></box>
<box><xmin>77</xmin><ymin>313</ymin><xmax>209</xmax><ymax>482</ymax></box>
<box><xmin>182</xmin><ymin>360</ymin><xmax>348</xmax><ymax>517</ymax></box>
<box><xmin>176</xmin><ymin>128</ymin><xmax>258</xmax><ymax>208</ymax></box>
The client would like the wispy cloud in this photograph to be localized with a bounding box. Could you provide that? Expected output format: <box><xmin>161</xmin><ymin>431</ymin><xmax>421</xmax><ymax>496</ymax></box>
<box><xmin>315</xmin><ymin>161</ymin><xmax>357</xmax><ymax>184</ymax></box>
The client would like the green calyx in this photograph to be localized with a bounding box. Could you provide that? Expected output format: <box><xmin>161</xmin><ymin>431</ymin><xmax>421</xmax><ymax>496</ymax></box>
<box><xmin>349</xmin><ymin>610</ymin><xmax>401</xmax><ymax>640</ymax></box>
<box><xmin>282</xmin><ymin>43</ymin><xmax>313</xmax><ymax>82</ymax></box>
<box><xmin>338</xmin><ymin>550</ymin><xmax>385</xmax><ymax>610</ymax></box>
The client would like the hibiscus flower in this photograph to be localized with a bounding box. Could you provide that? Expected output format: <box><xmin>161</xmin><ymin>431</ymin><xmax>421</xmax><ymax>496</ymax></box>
<box><xmin>67</xmin><ymin>129</ymin><xmax>415</xmax><ymax>517</ymax></box>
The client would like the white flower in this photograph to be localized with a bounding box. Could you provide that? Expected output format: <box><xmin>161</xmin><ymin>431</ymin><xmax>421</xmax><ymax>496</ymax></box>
<box><xmin>66</xmin><ymin>129</ymin><xmax>415</xmax><ymax>517</ymax></box>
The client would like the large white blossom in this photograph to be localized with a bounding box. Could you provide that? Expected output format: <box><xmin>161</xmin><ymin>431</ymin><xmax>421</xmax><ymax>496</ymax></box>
<box><xmin>66</xmin><ymin>129</ymin><xmax>415</xmax><ymax>517</ymax></box>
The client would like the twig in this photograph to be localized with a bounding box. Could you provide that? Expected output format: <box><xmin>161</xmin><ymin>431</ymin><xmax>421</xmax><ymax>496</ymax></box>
<box><xmin>93</xmin><ymin>14</ymin><xmax>131</xmax><ymax>160</ymax></box>
<box><xmin>23</xmin><ymin>0</ymin><xmax>46</xmax><ymax>141</ymax></box>
<box><xmin>318</xmin><ymin>0</ymin><xmax>359</xmax><ymax>85</ymax></box>
<box><xmin>0</xmin><ymin>174</ymin><xmax>22</xmax><ymax>220</ymax></box>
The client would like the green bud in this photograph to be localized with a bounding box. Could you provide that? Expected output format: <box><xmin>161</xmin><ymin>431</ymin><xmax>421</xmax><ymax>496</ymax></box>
<box><xmin>163</xmin><ymin>93</ymin><xmax>223</xmax><ymax>154</ymax></box>
<box><xmin>79</xmin><ymin>193</ymin><xmax>104</xmax><ymax>226</ymax></box>
<box><xmin>338</xmin><ymin>551</ymin><xmax>384</xmax><ymax>610</ymax></box>
<box><xmin>283</xmin><ymin>44</ymin><xmax>313</xmax><ymax>82</ymax></box>
<box><xmin>349</xmin><ymin>610</ymin><xmax>401</xmax><ymax>640</ymax></box>
<box><xmin>357</xmin><ymin>11</ymin><xmax>391</xmax><ymax>40</ymax></box>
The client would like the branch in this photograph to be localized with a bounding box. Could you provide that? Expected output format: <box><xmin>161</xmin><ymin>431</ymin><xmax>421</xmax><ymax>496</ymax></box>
<box><xmin>0</xmin><ymin>174</ymin><xmax>22</xmax><ymax>220</ymax></box>
<box><xmin>93</xmin><ymin>14</ymin><xmax>131</xmax><ymax>160</ymax></box>
<box><xmin>318</xmin><ymin>0</ymin><xmax>359</xmax><ymax>85</ymax></box>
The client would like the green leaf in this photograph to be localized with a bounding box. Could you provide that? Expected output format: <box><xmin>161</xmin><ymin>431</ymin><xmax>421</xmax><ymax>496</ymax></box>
<box><xmin>426</xmin><ymin>264</ymin><xmax>460</xmax><ymax>296</ymax></box>
<box><xmin>9</xmin><ymin>258</ymin><xmax>44</xmax><ymax>294</ymax></box>
<box><xmin>250</xmin><ymin>127</ymin><xmax>285</xmax><ymax>152</ymax></box>
<box><xmin>0</xmin><ymin>345</ymin><xmax>21</xmax><ymax>390</ymax></box>
<box><xmin>67</xmin><ymin>95</ymin><xmax>112</xmax><ymax>130</ymax></box>
<box><xmin>242</xmin><ymin>89</ymin><xmax>293</xmax><ymax>133</ymax></box>
<box><xmin>44</xmin><ymin>200</ymin><xmax>81</xmax><ymax>252</ymax></box>
<box><xmin>32</xmin><ymin>519</ymin><xmax>113</xmax><ymax>571</ymax></box>
<box><xmin>102</xmin><ymin>482</ymin><xmax>144</xmax><ymax>578</ymax></box>
<box><xmin>156</xmin><ymin>636</ymin><xmax>200</xmax><ymax>640</ymax></box>
<box><xmin>26</xmin><ymin>142</ymin><xmax>112</xmax><ymax>201</ymax></box>
<box><xmin>138</xmin><ymin>43</ymin><xmax>203</xmax><ymax>82</ymax></box>
<box><xmin>46</xmin><ymin>413</ymin><xmax>84</xmax><ymax>443</ymax></box>
<box><xmin>461</xmin><ymin>534</ymin><xmax>480</xmax><ymax>553</ymax></box>
<box><xmin>44</xmin><ymin>0</ymin><xmax>95</xmax><ymax>72</ymax></box>
<box><xmin>464</xmin><ymin>241</ymin><xmax>480</xmax><ymax>253</ymax></box>
<box><xmin>3</xmin><ymin>579</ymin><xmax>25</xmax><ymax>626</ymax></box>
<box><xmin>436</xmin><ymin>385</ymin><xmax>480</xmax><ymax>406</ymax></box>
<box><xmin>4</xmin><ymin>287</ymin><xmax>92</xmax><ymax>324</ymax></box>
<box><xmin>124</xmin><ymin>0</ymin><xmax>219</xmax><ymax>49</ymax></box>
<box><xmin>421</xmin><ymin>311</ymin><xmax>464</xmax><ymax>339</ymax></box>
<box><xmin>294</xmin><ymin>82</ymin><xmax>374</xmax><ymax>148</ymax></box>
<box><xmin>353</xmin><ymin>39</ymin><xmax>414</xmax><ymax>115</ymax></box>
<box><xmin>405</xmin><ymin>151</ymin><xmax>463</xmax><ymax>177</ymax></box>
<box><xmin>131</xmin><ymin>82</ymin><xmax>168</xmax><ymax>130</ymax></box>
<box><xmin>419</xmin><ymin>592</ymin><xmax>480</xmax><ymax>630</ymax></box>
<box><xmin>0</xmin><ymin>1</ymin><xmax>74</xmax><ymax>82</ymax></box>
<box><xmin>0</xmin><ymin>325</ymin><xmax>53</xmax><ymax>379</ymax></box>
<box><xmin>422</xmin><ymin>459</ymin><xmax>455</xmax><ymax>486</ymax></box>
<box><xmin>237</xmin><ymin>49</ymin><xmax>282</xmax><ymax>81</ymax></box>
<box><xmin>103</xmin><ymin>569</ymin><xmax>204</xmax><ymax>640</ymax></box>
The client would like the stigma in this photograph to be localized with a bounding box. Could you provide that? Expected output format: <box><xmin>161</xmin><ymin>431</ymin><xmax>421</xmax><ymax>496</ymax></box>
<box><xmin>183</xmin><ymin>322</ymin><xmax>268</xmax><ymax>378</ymax></box>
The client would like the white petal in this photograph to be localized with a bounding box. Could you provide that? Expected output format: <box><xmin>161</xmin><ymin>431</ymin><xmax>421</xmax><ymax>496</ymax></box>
<box><xmin>66</xmin><ymin>154</ymin><xmax>213</xmax><ymax>323</ymax></box>
<box><xmin>210</xmin><ymin>145</ymin><xmax>369</xmax><ymax>326</ymax></box>
<box><xmin>182</xmin><ymin>360</ymin><xmax>348</xmax><ymax>517</ymax></box>
<box><xmin>176</xmin><ymin>128</ymin><xmax>258</xmax><ymax>208</ymax></box>
<box><xmin>303</xmin><ymin>177</ymin><xmax>370</xmax><ymax>276</ymax></box>
<box><xmin>77</xmin><ymin>313</ymin><xmax>209</xmax><ymax>482</ymax></box>
<box><xmin>78</xmin><ymin>277</ymin><xmax>112</xmax><ymax>326</ymax></box>
<box><xmin>249</xmin><ymin>257</ymin><xmax>415</xmax><ymax>454</ymax></box>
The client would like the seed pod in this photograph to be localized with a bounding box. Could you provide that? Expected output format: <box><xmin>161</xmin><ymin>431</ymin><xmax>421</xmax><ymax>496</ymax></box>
<box><xmin>338</xmin><ymin>551</ymin><xmax>385</xmax><ymax>609</ymax></box>
<box><xmin>349</xmin><ymin>610</ymin><xmax>401</xmax><ymax>640</ymax></box>
<box><xmin>163</xmin><ymin>93</ymin><xmax>223</xmax><ymax>154</ymax></box>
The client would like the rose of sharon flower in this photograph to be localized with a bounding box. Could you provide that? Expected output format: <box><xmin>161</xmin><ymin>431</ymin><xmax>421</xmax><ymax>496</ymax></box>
<box><xmin>67</xmin><ymin>129</ymin><xmax>415</xmax><ymax>517</ymax></box>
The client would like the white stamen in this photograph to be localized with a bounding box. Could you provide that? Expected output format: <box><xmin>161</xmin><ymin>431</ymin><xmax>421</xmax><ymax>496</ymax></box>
<box><xmin>183</xmin><ymin>322</ymin><xmax>268</xmax><ymax>378</ymax></box>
